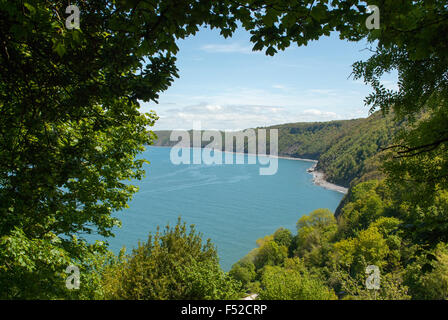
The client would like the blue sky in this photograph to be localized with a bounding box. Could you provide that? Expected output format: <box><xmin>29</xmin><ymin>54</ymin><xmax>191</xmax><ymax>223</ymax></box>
<box><xmin>141</xmin><ymin>26</ymin><xmax>397</xmax><ymax>131</ymax></box>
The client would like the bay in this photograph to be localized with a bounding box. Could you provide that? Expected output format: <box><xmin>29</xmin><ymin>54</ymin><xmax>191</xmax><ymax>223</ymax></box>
<box><xmin>99</xmin><ymin>146</ymin><xmax>344</xmax><ymax>271</ymax></box>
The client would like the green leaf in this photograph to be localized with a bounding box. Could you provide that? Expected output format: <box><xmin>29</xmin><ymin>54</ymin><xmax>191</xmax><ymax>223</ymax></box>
<box><xmin>266</xmin><ymin>46</ymin><xmax>277</xmax><ymax>56</ymax></box>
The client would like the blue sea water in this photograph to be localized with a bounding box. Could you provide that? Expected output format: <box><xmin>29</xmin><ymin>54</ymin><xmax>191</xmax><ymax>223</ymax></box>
<box><xmin>99</xmin><ymin>146</ymin><xmax>344</xmax><ymax>271</ymax></box>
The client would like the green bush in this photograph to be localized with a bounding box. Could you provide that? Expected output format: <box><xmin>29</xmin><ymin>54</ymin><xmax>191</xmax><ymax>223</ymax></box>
<box><xmin>102</xmin><ymin>219</ymin><xmax>243</xmax><ymax>300</ymax></box>
<box><xmin>259</xmin><ymin>258</ymin><xmax>337</xmax><ymax>300</ymax></box>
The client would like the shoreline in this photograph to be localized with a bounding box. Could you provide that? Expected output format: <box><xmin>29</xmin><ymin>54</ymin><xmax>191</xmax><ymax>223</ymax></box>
<box><xmin>148</xmin><ymin>145</ymin><xmax>348</xmax><ymax>194</ymax></box>
<box><xmin>306</xmin><ymin>163</ymin><xmax>348</xmax><ymax>194</ymax></box>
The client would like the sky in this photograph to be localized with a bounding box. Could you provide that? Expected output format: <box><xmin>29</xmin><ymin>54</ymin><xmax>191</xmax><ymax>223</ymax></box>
<box><xmin>141</xmin><ymin>26</ymin><xmax>398</xmax><ymax>131</ymax></box>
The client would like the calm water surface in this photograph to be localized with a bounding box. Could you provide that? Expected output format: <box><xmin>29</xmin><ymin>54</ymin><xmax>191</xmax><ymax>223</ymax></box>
<box><xmin>98</xmin><ymin>146</ymin><xmax>343</xmax><ymax>271</ymax></box>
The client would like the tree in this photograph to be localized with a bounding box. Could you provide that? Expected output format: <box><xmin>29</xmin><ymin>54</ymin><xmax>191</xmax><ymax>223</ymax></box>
<box><xmin>254</xmin><ymin>240</ymin><xmax>288</xmax><ymax>270</ymax></box>
<box><xmin>329</xmin><ymin>225</ymin><xmax>412</xmax><ymax>300</ymax></box>
<box><xmin>297</xmin><ymin>208</ymin><xmax>336</xmax><ymax>231</ymax></box>
<box><xmin>332</xmin><ymin>270</ymin><xmax>410</xmax><ymax>300</ymax></box>
<box><xmin>332</xmin><ymin>226</ymin><xmax>390</xmax><ymax>275</ymax></box>
<box><xmin>273</xmin><ymin>227</ymin><xmax>293</xmax><ymax>248</ymax></box>
<box><xmin>337</xmin><ymin>181</ymin><xmax>388</xmax><ymax>237</ymax></box>
<box><xmin>229</xmin><ymin>260</ymin><xmax>256</xmax><ymax>288</ymax></box>
<box><xmin>385</xmin><ymin>175</ymin><xmax>448</xmax><ymax>246</ymax></box>
<box><xmin>405</xmin><ymin>242</ymin><xmax>448</xmax><ymax>300</ymax></box>
<box><xmin>293</xmin><ymin>209</ymin><xmax>337</xmax><ymax>265</ymax></box>
<box><xmin>102</xmin><ymin>219</ymin><xmax>243</xmax><ymax>300</ymax></box>
<box><xmin>2</xmin><ymin>0</ymin><xmax>447</xmax><ymax>299</ymax></box>
<box><xmin>0</xmin><ymin>0</ymin><xmax>245</xmax><ymax>298</ymax></box>
<box><xmin>348</xmin><ymin>1</ymin><xmax>448</xmax><ymax>191</ymax></box>
<box><xmin>259</xmin><ymin>258</ymin><xmax>337</xmax><ymax>300</ymax></box>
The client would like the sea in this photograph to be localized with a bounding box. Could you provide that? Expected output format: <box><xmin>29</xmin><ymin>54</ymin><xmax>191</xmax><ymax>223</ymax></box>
<box><xmin>96</xmin><ymin>146</ymin><xmax>344</xmax><ymax>271</ymax></box>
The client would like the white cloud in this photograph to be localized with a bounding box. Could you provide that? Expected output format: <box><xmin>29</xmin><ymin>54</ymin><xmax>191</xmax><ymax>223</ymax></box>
<box><xmin>200</xmin><ymin>43</ymin><xmax>254</xmax><ymax>54</ymax></box>
<box><xmin>151</xmin><ymin>102</ymin><xmax>349</xmax><ymax>131</ymax></box>
<box><xmin>205</xmin><ymin>104</ymin><xmax>222</xmax><ymax>111</ymax></box>
<box><xmin>303</xmin><ymin>109</ymin><xmax>338</xmax><ymax>117</ymax></box>
<box><xmin>142</xmin><ymin>86</ymin><xmax>370</xmax><ymax>130</ymax></box>
<box><xmin>154</xmin><ymin>103</ymin><xmax>290</xmax><ymax>130</ymax></box>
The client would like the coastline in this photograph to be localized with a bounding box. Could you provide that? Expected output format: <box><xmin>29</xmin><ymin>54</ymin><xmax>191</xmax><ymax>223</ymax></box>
<box><xmin>148</xmin><ymin>145</ymin><xmax>348</xmax><ymax>194</ymax></box>
<box><xmin>306</xmin><ymin>162</ymin><xmax>348</xmax><ymax>194</ymax></box>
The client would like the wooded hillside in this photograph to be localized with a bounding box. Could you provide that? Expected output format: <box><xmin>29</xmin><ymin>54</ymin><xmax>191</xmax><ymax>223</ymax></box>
<box><xmin>154</xmin><ymin>111</ymin><xmax>401</xmax><ymax>187</ymax></box>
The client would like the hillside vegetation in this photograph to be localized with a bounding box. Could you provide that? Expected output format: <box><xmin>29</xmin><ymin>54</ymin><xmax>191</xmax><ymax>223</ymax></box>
<box><xmin>3</xmin><ymin>0</ymin><xmax>447</xmax><ymax>301</ymax></box>
<box><xmin>154</xmin><ymin>111</ymin><xmax>400</xmax><ymax>187</ymax></box>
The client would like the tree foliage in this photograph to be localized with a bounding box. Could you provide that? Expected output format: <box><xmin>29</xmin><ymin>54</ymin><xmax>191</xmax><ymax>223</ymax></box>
<box><xmin>259</xmin><ymin>258</ymin><xmax>337</xmax><ymax>300</ymax></box>
<box><xmin>2</xmin><ymin>0</ymin><xmax>448</xmax><ymax>299</ymax></box>
<box><xmin>102</xmin><ymin>219</ymin><xmax>243</xmax><ymax>300</ymax></box>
